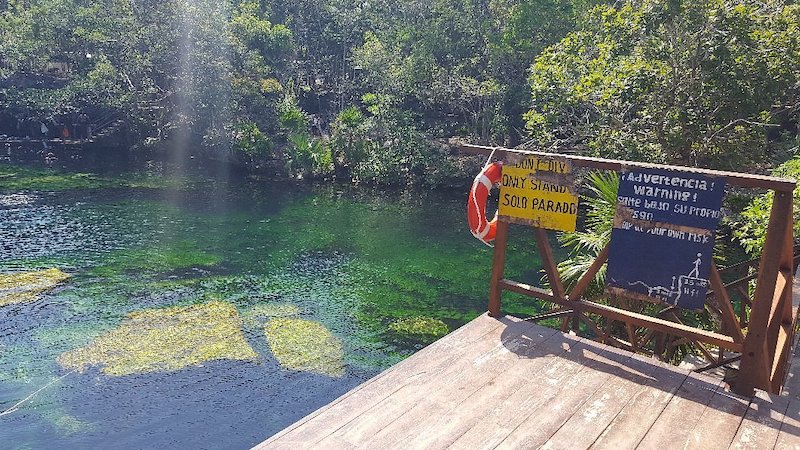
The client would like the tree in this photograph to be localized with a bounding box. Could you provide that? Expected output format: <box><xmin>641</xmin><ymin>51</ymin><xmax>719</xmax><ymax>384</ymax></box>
<box><xmin>0</xmin><ymin>0</ymin><xmax>141</xmax><ymax>121</ymax></box>
<box><xmin>526</xmin><ymin>0</ymin><xmax>800</xmax><ymax>170</ymax></box>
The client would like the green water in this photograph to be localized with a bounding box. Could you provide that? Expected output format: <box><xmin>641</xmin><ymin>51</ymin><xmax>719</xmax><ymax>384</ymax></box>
<box><xmin>0</xmin><ymin>160</ymin><xmax>554</xmax><ymax>449</ymax></box>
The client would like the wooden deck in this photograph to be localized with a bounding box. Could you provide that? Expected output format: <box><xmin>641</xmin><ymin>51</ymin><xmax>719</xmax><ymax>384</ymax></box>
<box><xmin>255</xmin><ymin>313</ymin><xmax>800</xmax><ymax>449</ymax></box>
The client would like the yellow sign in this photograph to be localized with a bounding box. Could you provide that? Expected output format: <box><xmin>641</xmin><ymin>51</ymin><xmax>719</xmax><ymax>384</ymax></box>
<box><xmin>498</xmin><ymin>155</ymin><xmax>578</xmax><ymax>232</ymax></box>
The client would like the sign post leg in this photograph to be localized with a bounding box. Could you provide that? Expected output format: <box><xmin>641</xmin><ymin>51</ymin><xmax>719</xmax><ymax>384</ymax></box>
<box><xmin>534</xmin><ymin>227</ymin><xmax>569</xmax><ymax>329</ymax></box>
<box><xmin>488</xmin><ymin>221</ymin><xmax>510</xmax><ymax>317</ymax></box>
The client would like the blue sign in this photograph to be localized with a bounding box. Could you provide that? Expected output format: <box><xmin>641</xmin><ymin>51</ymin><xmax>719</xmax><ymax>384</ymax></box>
<box><xmin>606</xmin><ymin>168</ymin><xmax>726</xmax><ymax>310</ymax></box>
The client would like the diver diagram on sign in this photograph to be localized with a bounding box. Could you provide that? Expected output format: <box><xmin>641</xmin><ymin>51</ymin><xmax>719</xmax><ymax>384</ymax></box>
<box><xmin>606</xmin><ymin>168</ymin><xmax>725</xmax><ymax>310</ymax></box>
<box><xmin>612</xmin><ymin>253</ymin><xmax>709</xmax><ymax>307</ymax></box>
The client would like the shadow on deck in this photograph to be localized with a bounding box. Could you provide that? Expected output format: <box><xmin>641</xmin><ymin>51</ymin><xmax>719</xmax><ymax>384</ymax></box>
<box><xmin>255</xmin><ymin>313</ymin><xmax>800</xmax><ymax>449</ymax></box>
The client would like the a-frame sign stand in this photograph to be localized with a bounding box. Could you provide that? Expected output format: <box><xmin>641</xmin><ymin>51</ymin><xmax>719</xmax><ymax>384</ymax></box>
<box><xmin>468</xmin><ymin>143</ymin><xmax>798</xmax><ymax>396</ymax></box>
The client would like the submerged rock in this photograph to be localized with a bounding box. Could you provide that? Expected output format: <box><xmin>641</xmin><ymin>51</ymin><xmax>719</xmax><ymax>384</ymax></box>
<box><xmin>264</xmin><ymin>318</ymin><xmax>344</xmax><ymax>377</ymax></box>
<box><xmin>43</xmin><ymin>409</ymin><xmax>96</xmax><ymax>436</ymax></box>
<box><xmin>0</xmin><ymin>268</ymin><xmax>70</xmax><ymax>307</ymax></box>
<box><xmin>58</xmin><ymin>301</ymin><xmax>258</xmax><ymax>376</ymax></box>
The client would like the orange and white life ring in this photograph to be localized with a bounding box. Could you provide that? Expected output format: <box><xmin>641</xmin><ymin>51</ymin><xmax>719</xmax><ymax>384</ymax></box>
<box><xmin>467</xmin><ymin>162</ymin><xmax>503</xmax><ymax>245</ymax></box>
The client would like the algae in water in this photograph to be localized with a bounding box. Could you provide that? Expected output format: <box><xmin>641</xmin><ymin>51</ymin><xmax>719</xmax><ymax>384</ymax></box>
<box><xmin>242</xmin><ymin>303</ymin><xmax>302</xmax><ymax>327</ymax></box>
<box><xmin>264</xmin><ymin>318</ymin><xmax>344</xmax><ymax>377</ymax></box>
<box><xmin>0</xmin><ymin>164</ymin><xmax>195</xmax><ymax>191</ymax></box>
<box><xmin>58</xmin><ymin>301</ymin><xmax>258</xmax><ymax>376</ymax></box>
<box><xmin>388</xmin><ymin>316</ymin><xmax>449</xmax><ymax>345</ymax></box>
<box><xmin>51</xmin><ymin>413</ymin><xmax>95</xmax><ymax>435</ymax></box>
<box><xmin>90</xmin><ymin>241</ymin><xmax>221</xmax><ymax>278</ymax></box>
<box><xmin>0</xmin><ymin>268</ymin><xmax>70</xmax><ymax>307</ymax></box>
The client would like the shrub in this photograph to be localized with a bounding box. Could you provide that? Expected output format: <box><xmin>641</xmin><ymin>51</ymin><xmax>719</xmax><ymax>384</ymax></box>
<box><xmin>734</xmin><ymin>156</ymin><xmax>800</xmax><ymax>256</ymax></box>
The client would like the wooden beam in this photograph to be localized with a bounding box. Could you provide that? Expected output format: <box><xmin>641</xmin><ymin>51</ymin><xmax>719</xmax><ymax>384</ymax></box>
<box><xmin>572</xmin><ymin>299</ymin><xmax>742</xmax><ymax>352</ymax></box>
<box><xmin>770</xmin><ymin>322</ymin><xmax>794</xmax><ymax>390</ymax></box>
<box><xmin>764</xmin><ymin>268</ymin><xmax>791</xmax><ymax>377</ymax></box>
<box><xmin>604</xmin><ymin>335</ymin><xmax>638</xmax><ymax>352</ymax></box>
<box><xmin>525</xmin><ymin>308</ymin><xmax>574</xmax><ymax>322</ymax></box>
<box><xmin>709</xmin><ymin>264</ymin><xmax>745</xmax><ymax>343</ymax></box>
<box><xmin>773</xmin><ymin>305</ymin><xmax>800</xmax><ymax>392</ymax></box>
<box><xmin>767</xmin><ymin>269</ymin><xmax>791</xmax><ymax>336</ymax></box>
<box><xmin>692</xmin><ymin>341</ymin><xmax>717</xmax><ymax>364</ymax></box>
<box><xmin>534</xmin><ymin>228</ymin><xmax>566</xmax><ymax>301</ymax></box>
<box><xmin>459</xmin><ymin>144</ymin><xmax>797</xmax><ymax>193</ymax></box>
<box><xmin>499</xmin><ymin>279</ymin><xmax>556</xmax><ymax>302</ymax></box>
<box><xmin>488</xmin><ymin>221</ymin><xmax>510</xmax><ymax>317</ymax></box>
<box><xmin>737</xmin><ymin>191</ymin><xmax>793</xmax><ymax>396</ymax></box>
<box><xmin>532</xmin><ymin>227</ymin><xmax>572</xmax><ymax>332</ymax></box>
<box><xmin>500</xmin><ymin>277</ymin><xmax>740</xmax><ymax>350</ymax></box>
<box><xmin>771</xmin><ymin>221</ymin><xmax>797</xmax><ymax>391</ymax></box>
<box><xmin>780</xmin><ymin>217</ymin><xmax>795</xmax><ymax>327</ymax></box>
<box><xmin>625</xmin><ymin>321</ymin><xmax>639</xmax><ymax>352</ymax></box>
<box><xmin>579</xmin><ymin>312</ymin><xmax>607</xmax><ymax>341</ymax></box>
<box><xmin>663</xmin><ymin>311</ymin><xmax>718</xmax><ymax>363</ymax></box>
<box><xmin>666</xmin><ymin>336</ymin><xmax>691</xmax><ymax>350</ymax></box>
<box><xmin>568</xmin><ymin>242</ymin><xmax>610</xmax><ymax>302</ymax></box>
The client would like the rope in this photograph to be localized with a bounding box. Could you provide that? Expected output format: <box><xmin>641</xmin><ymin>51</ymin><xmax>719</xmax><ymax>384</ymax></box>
<box><xmin>484</xmin><ymin>147</ymin><xmax>498</xmax><ymax>168</ymax></box>
<box><xmin>476</xmin><ymin>147</ymin><xmax>499</xmax><ymax>249</ymax></box>
<box><xmin>0</xmin><ymin>370</ymin><xmax>76</xmax><ymax>417</ymax></box>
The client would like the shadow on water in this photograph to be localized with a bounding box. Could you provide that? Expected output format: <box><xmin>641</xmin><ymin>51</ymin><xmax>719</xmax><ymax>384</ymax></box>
<box><xmin>5</xmin><ymin>360</ymin><xmax>363</xmax><ymax>450</ymax></box>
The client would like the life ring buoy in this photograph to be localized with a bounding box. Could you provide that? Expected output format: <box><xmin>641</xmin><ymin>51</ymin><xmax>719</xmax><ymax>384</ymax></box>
<box><xmin>467</xmin><ymin>162</ymin><xmax>503</xmax><ymax>245</ymax></box>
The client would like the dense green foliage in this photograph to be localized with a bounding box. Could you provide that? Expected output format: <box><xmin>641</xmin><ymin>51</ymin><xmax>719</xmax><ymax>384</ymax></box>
<box><xmin>526</xmin><ymin>0</ymin><xmax>800</xmax><ymax>169</ymax></box>
<box><xmin>734</xmin><ymin>156</ymin><xmax>800</xmax><ymax>255</ymax></box>
<box><xmin>558</xmin><ymin>171</ymin><xmax>618</xmax><ymax>295</ymax></box>
<box><xmin>1</xmin><ymin>0</ymin><xmax>798</xmax><ymax>188</ymax></box>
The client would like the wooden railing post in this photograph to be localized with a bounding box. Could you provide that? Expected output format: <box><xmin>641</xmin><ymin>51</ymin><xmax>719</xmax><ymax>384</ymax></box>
<box><xmin>769</xmin><ymin>199</ymin><xmax>796</xmax><ymax>392</ymax></box>
<box><xmin>464</xmin><ymin>144</ymin><xmax>798</xmax><ymax>395</ymax></box>
<box><xmin>736</xmin><ymin>191</ymin><xmax>793</xmax><ymax>396</ymax></box>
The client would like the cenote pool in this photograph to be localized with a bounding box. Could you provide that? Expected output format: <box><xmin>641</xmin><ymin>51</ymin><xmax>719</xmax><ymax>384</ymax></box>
<box><xmin>0</xmin><ymin>159</ymin><xmax>552</xmax><ymax>449</ymax></box>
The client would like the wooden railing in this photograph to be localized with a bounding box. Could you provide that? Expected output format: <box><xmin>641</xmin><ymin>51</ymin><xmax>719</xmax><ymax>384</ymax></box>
<box><xmin>461</xmin><ymin>143</ymin><xmax>798</xmax><ymax>396</ymax></box>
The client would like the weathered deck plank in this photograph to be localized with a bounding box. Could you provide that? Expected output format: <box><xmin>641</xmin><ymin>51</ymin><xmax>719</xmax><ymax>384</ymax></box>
<box><xmin>634</xmin><ymin>371</ymin><xmax>723</xmax><ymax>448</ymax></box>
<box><xmin>731</xmin><ymin>391</ymin><xmax>790</xmax><ymax>449</ymax></box>
<box><xmin>493</xmin><ymin>346</ymin><xmax>634</xmax><ymax>449</ymax></box>
<box><xmin>447</xmin><ymin>337</ymin><xmax>596</xmax><ymax>450</ymax></box>
<box><xmin>255</xmin><ymin>314</ymin><xmax>800</xmax><ymax>450</ymax></box>
<box><xmin>256</xmin><ymin>313</ymin><xmax>506</xmax><ymax>448</ymax></box>
<box><xmin>317</xmin><ymin>317</ymin><xmax>552</xmax><ymax>448</ymax></box>
<box><xmin>541</xmin><ymin>351</ymin><xmax>666</xmax><ymax>450</ymax></box>
<box><xmin>775</xmin><ymin>399</ymin><xmax>800</xmax><ymax>450</ymax></box>
<box><xmin>589</xmin><ymin>356</ymin><xmax>689</xmax><ymax>450</ymax></box>
<box><xmin>685</xmin><ymin>387</ymin><xmax>751</xmax><ymax>448</ymax></box>
<box><xmin>363</xmin><ymin>327</ymin><xmax>568</xmax><ymax>449</ymax></box>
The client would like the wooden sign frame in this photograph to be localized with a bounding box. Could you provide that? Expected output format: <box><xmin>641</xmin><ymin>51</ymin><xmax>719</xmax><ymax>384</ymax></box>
<box><xmin>462</xmin><ymin>143</ymin><xmax>797</xmax><ymax>396</ymax></box>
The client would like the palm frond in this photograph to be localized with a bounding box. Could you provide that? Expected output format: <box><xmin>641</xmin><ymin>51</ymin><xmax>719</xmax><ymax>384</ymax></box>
<box><xmin>557</xmin><ymin>171</ymin><xmax>619</xmax><ymax>297</ymax></box>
